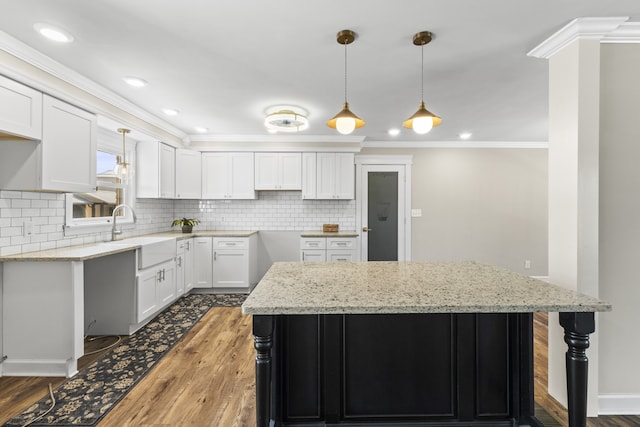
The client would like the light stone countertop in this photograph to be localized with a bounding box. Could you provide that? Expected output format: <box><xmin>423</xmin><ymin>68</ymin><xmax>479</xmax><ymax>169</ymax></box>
<box><xmin>300</xmin><ymin>231</ymin><xmax>359</xmax><ymax>238</ymax></box>
<box><xmin>242</xmin><ymin>261</ymin><xmax>612</xmax><ymax>315</ymax></box>
<box><xmin>0</xmin><ymin>230</ymin><xmax>258</xmax><ymax>262</ymax></box>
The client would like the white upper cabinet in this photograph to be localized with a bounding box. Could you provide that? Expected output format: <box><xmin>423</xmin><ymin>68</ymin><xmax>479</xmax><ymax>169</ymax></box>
<box><xmin>315</xmin><ymin>152</ymin><xmax>355</xmax><ymax>200</ymax></box>
<box><xmin>301</xmin><ymin>152</ymin><xmax>317</xmax><ymax>199</ymax></box>
<box><xmin>175</xmin><ymin>149</ymin><xmax>202</xmax><ymax>199</ymax></box>
<box><xmin>0</xmin><ymin>75</ymin><xmax>42</xmax><ymax>140</ymax></box>
<box><xmin>202</xmin><ymin>152</ymin><xmax>256</xmax><ymax>199</ymax></box>
<box><xmin>136</xmin><ymin>141</ymin><xmax>175</xmax><ymax>198</ymax></box>
<box><xmin>0</xmin><ymin>94</ymin><xmax>97</xmax><ymax>192</ymax></box>
<box><xmin>254</xmin><ymin>152</ymin><xmax>302</xmax><ymax>190</ymax></box>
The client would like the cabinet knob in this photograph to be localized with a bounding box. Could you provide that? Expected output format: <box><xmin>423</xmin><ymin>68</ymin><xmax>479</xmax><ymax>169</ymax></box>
<box><xmin>362</xmin><ymin>227</ymin><xmax>373</xmax><ymax>232</ymax></box>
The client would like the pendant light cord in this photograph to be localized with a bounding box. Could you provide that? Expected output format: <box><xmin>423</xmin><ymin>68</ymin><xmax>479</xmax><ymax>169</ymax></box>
<box><xmin>344</xmin><ymin>40</ymin><xmax>348</xmax><ymax>104</ymax></box>
<box><xmin>421</xmin><ymin>42</ymin><xmax>424</xmax><ymax>103</ymax></box>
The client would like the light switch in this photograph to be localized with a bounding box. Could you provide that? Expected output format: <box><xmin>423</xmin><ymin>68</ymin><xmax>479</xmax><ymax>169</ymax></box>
<box><xmin>411</xmin><ymin>209</ymin><xmax>422</xmax><ymax>217</ymax></box>
<box><xmin>23</xmin><ymin>220</ymin><xmax>33</xmax><ymax>236</ymax></box>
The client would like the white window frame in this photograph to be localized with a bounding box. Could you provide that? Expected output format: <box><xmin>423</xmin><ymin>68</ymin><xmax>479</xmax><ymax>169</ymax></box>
<box><xmin>64</xmin><ymin>127</ymin><xmax>136</xmax><ymax>235</ymax></box>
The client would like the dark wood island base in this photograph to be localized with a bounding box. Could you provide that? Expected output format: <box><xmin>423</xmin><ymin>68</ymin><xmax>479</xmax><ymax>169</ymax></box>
<box><xmin>253</xmin><ymin>312</ymin><xmax>594</xmax><ymax>427</ymax></box>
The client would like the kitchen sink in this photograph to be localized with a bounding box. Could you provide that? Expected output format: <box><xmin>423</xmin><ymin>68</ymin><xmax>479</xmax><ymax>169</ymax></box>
<box><xmin>107</xmin><ymin>236</ymin><xmax>176</xmax><ymax>269</ymax></box>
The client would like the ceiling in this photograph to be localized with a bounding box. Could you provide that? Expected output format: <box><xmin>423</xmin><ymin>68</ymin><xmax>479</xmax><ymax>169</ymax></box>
<box><xmin>1</xmin><ymin>0</ymin><xmax>639</xmax><ymax>144</ymax></box>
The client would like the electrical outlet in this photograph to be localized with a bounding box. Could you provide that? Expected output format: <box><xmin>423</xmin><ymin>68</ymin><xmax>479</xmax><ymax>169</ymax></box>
<box><xmin>23</xmin><ymin>220</ymin><xmax>33</xmax><ymax>236</ymax></box>
<box><xmin>524</xmin><ymin>260</ymin><xmax>531</xmax><ymax>269</ymax></box>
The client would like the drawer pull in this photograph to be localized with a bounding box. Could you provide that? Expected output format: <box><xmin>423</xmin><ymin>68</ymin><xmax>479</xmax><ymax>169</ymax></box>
<box><xmin>336</xmin><ymin>258</ymin><xmax>348</xmax><ymax>261</ymax></box>
<box><xmin>337</xmin><ymin>242</ymin><xmax>347</xmax><ymax>246</ymax></box>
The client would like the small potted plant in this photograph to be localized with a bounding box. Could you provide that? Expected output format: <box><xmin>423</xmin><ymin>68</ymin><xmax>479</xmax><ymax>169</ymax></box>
<box><xmin>172</xmin><ymin>217</ymin><xmax>200</xmax><ymax>233</ymax></box>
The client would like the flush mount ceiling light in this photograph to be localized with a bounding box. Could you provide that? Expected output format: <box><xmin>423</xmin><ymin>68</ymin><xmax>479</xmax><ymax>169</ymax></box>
<box><xmin>264</xmin><ymin>105</ymin><xmax>309</xmax><ymax>133</ymax></box>
<box><xmin>403</xmin><ymin>31</ymin><xmax>442</xmax><ymax>135</ymax></box>
<box><xmin>327</xmin><ymin>30</ymin><xmax>365</xmax><ymax>135</ymax></box>
<box><xmin>114</xmin><ymin>128</ymin><xmax>130</xmax><ymax>179</ymax></box>
<box><xmin>33</xmin><ymin>23</ymin><xmax>74</xmax><ymax>43</ymax></box>
<box><xmin>122</xmin><ymin>76</ymin><xmax>148</xmax><ymax>88</ymax></box>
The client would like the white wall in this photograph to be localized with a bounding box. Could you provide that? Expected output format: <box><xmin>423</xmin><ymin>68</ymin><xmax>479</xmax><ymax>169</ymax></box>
<box><xmin>361</xmin><ymin>147</ymin><xmax>548</xmax><ymax>275</ymax></box>
<box><xmin>598</xmin><ymin>43</ymin><xmax>640</xmax><ymax>411</ymax></box>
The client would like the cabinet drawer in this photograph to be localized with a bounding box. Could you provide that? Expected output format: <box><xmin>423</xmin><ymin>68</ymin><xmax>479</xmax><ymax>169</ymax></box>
<box><xmin>300</xmin><ymin>238</ymin><xmax>326</xmax><ymax>250</ymax></box>
<box><xmin>213</xmin><ymin>237</ymin><xmax>248</xmax><ymax>250</ymax></box>
<box><xmin>327</xmin><ymin>237</ymin><xmax>356</xmax><ymax>250</ymax></box>
<box><xmin>327</xmin><ymin>250</ymin><xmax>356</xmax><ymax>262</ymax></box>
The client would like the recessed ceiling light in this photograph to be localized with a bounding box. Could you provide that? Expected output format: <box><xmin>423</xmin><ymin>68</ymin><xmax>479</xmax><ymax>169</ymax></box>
<box><xmin>194</xmin><ymin>126</ymin><xmax>208</xmax><ymax>133</ymax></box>
<box><xmin>162</xmin><ymin>108</ymin><xmax>179</xmax><ymax>116</ymax></box>
<box><xmin>388</xmin><ymin>128</ymin><xmax>401</xmax><ymax>137</ymax></box>
<box><xmin>459</xmin><ymin>132</ymin><xmax>472</xmax><ymax>140</ymax></box>
<box><xmin>33</xmin><ymin>23</ymin><xmax>74</xmax><ymax>43</ymax></box>
<box><xmin>122</xmin><ymin>76</ymin><xmax>148</xmax><ymax>88</ymax></box>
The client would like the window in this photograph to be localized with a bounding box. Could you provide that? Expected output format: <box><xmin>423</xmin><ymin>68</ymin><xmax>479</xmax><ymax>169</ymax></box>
<box><xmin>64</xmin><ymin>133</ymin><xmax>134</xmax><ymax>232</ymax></box>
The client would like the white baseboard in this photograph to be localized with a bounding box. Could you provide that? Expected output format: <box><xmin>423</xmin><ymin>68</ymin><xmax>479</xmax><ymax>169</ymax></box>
<box><xmin>599</xmin><ymin>394</ymin><xmax>640</xmax><ymax>415</ymax></box>
<box><xmin>529</xmin><ymin>275</ymin><xmax>549</xmax><ymax>282</ymax></box>
<box><xmin>1</xmin><ymin>358</ymin><xmax>77</xmax><ymax>378</ymax></box>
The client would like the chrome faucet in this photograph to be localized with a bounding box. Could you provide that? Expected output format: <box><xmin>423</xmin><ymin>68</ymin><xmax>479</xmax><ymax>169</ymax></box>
<box><xmin>111</xmin><ymin>204</ymin><xmax>137</xmax><ymax>241</ymax></box>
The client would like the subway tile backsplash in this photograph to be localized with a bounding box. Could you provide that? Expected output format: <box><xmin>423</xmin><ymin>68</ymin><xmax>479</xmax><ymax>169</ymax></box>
<box><xmin>0</xmin><ymin>190</ymin><xmax>355</xmax><ymax>256</ymax></box>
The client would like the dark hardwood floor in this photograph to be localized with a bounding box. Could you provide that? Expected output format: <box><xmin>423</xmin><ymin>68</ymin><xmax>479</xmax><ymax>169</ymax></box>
<box><xmin>1</xmin><ymin>308</ymin><xmax>638</xmax><ymax>426</ymax></box>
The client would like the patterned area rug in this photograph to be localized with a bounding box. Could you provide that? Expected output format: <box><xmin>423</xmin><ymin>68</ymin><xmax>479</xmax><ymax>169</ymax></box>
<box><xmin>4</xmin><ymin>293</ymin><xmax>247</xmax><ymax>427</ymax></box>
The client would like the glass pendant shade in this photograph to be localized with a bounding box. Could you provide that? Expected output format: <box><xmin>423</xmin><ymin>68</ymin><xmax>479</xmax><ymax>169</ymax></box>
<box><xmin>115</xmin><ymin>128</ymin><xmax>130</xmax><ymax>180</ymax></box>
<box><xmin>327</xmin><ymin>102</ymin><xmax>365</xmax><ymax>135</ymax></box>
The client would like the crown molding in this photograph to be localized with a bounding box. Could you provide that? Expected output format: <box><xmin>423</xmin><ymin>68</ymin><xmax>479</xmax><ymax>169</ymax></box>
<box><xmin>189</xmin><ymin>134</ymin><xmax>365</xmax><ymax>144</ymax></box>
<box><xmin>0</xmin><ymin>30</ymin><xmax>187</xmax><ymax>142</ymax></box>
<box><xmin>528</xmin><ymin>17</ymin><xmax>633</xmax><ymax>59</ymax></box>
<box><xmin>362</xmin><ymin>140</ymin><xmax>548</xmax><ymax>149</ymax></box>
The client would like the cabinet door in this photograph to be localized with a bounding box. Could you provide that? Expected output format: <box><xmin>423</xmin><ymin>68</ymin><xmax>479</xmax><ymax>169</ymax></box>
<box><xmin>41</xmin><ymin>95</ymin><xmax>97</xmax><ymax>192</ymax></box>
<box><xmin>202</xmin><ymin>153</ymin><xmax>229</xmax><ymax>199</ymax></box>
<box><xmin>301</xmin><ymin>152</ymin><xmax>317</xmax><ymax>199</ymax></box>
<box><xmin>175</xmin><ymin>253</ymin><xmax>185</xmax><ymax>296</ymax></box>
<box><xmin>230</xmin><ymin>153</ymin><xmax>256</xmax><ymax>199</ymax></box>
<box><xmin>156</xmin><ymin>261</ymin><xmax>176</xmax><ymax>305</ymax></box>
<box><xmin>316</xmin><ymin>153</ymin><xmax>335</xmax><ymax>199</ymax></box>
<box><xmin>334</xmin><ymin>153</ymin><xmax>355</xmax><ymax>199</ymax></box>
<box><xmin>280</xmin><ymin>152</ymin><xmax>302</xmax><ymax>190</ymax></box>
<box><xmin>193</xmin><ymin>237</ymin><xmax>213</xmax><ymax>288</ymax></box>
<box><xmin>136</xmin><ymin>140</ymin><xmax>160</xmax><ymax>198</ymax></box>
<box><xmin>159</xmin><ymin>143</ymin><xmax>175</xmax><ymax>198</ymax></box>
<box><xmin>175</xmin><ymin>149</ymin><xmax>202</xmax><ymax>199</ymax></box>
<box><xmin>0</xmin><ymin>75</ymin><xmax>42</xmax><ymax>139</ymax></box>
<box><xmin>254</xmin><ymin>152</ymin><xmax>279</xmax><ymax>190</ymax></box>
<box><xmin>137</xmin><ymin>269</ymin><xmax>158</xmax><ymax>322</ymax></box>
<box><xmin>213</xmin><ymin>249</ymin><xmax>249</xmax><ymax>288</ymax></box>
<box><xmin>184</xmin><ymin>238</ymin><xmax>194</xmax><ymax>292</ymax></box>
<box><xmin>301</xmin><ymin>250</ymin><xmax>326</xmax><ymax>262</ymax></box>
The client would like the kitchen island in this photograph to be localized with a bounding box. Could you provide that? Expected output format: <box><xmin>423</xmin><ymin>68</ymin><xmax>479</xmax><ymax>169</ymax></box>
<box><xmin>242</xmin><ymin>261</ymin><xmax>611</xmax><ymax>427</ymax></box>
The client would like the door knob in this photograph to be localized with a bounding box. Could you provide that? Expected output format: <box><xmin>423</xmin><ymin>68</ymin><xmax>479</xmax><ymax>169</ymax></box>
<box><xmin>362</xmin><ymin>227</ymin><xmax>373</xmax><ymax>232</ymax></box>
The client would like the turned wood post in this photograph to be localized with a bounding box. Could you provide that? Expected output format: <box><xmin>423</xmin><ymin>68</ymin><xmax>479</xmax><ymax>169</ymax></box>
<box><xmin>559</xmin><ymin>312</ymin><xmax>595</xmax><ymax>427</ymax></box>
<box><xmin>253</xmin><ymin>315</ymin><xmax>274</xmax><ymax>427</ymax></box>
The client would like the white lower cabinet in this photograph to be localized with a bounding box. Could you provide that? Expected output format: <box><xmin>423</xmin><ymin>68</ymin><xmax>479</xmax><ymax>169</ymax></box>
<box><xmin>301</xmin><ymin>236</ymin><xmax>359</xmax><ymax>262</ymax></box>
<box><xmin>194</xmin><ymin>237</ymin><xmax>213</xmax><ymax>287</ymax></box>
<box><xmin>212</xmin><ymin>236</ymin><xmax>258</xmax><ymax>290</ymax></box>
<box><xmin>178</xmin><ymin>238</ymin><xmax>195</xmax><ymax>293</ymax></box>
<box><xmin>176</xmin><ymin>240</ymin><xmax>185</xmax><ymax>296</ymax></box>
<box><xmin>136</xmin><ymin>259</ymin><xmax>176</xmax><ymax>323</ymax></box>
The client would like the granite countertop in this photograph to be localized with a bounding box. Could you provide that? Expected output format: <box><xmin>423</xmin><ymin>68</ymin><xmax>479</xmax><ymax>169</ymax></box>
<box><xmin>242</xmin><ymin>261</ymin><xmax>612</xmax><ymax>315</ymax></box>
<box><xmin>0</xmin><ymin>230</ymin><xmax>258</xmax><ymax>262</ymax></box>
<box><xmin>301</xmin><ymin>231</ymin><xmax>359</xmax><ymax>238</ymax></box>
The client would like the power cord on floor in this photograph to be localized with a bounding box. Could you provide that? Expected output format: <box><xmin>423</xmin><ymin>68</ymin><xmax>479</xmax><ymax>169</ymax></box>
<box><xmin>20</xmin><ymin>383</ymin><xmax>55</xmax><ymax>427</ymax></box>
<box><xmin>84</xmin><ymin>335</ymin><xmax>122</xmax><ymax>356</ymax></box>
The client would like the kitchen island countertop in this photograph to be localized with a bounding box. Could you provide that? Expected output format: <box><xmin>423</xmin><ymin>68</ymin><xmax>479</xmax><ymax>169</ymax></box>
<box><xmin>242</xmin><ymin>261</ymin><xmax>611</xmax><ymax>315</ymax></box>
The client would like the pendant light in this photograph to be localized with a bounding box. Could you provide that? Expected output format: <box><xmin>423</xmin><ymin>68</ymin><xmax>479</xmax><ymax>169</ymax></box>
<box><xmin>403</xmin><ymin>31</ymin><xmax>441</xmax><ymax>134</ymax></box>
<box><xmin>327</xmin><ymin>30</ymin><xmax>364</xmax><ymax>135</ymax></box>
<box><xmin>114</xmin><ymin>128</ymin><xmax>130</xmax><ymax>179</ymax></box>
